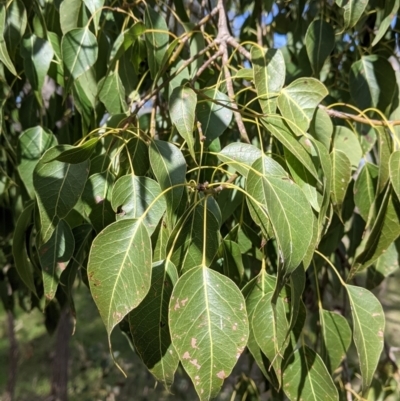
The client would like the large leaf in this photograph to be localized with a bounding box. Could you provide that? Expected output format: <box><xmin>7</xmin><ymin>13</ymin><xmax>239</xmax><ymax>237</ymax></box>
<box><xmin>51</xmin><ymin>138</ymin><xmax>99</xmax><ymax>164</ymax></box>
<box><xmin>346</xmin><ymin>285</ymin><xmax>385</xmax><ymax>393</ymax></box>
<box><xmin>33</xmin><ymin>145</ymin><xmax>89</xmax><ymax>243</ymax></box>
<box><xmin>372</xmin><ymin>0</ymin><xmax>399</xmax><ymax>46</ymax></box>
<box><xmin>4</xmin><ymin>0</ymin><xmax>27</xmax><ymax>58</ymax></box>
<box><xmin>389</xmin><ymin>150</ymin><xmax>400</xmax><ymax>202</ymax></box>
<box><xmin>12</xmin><ymin>202</ymin><xmax>37</xmax><ymax>295</ymax></box>
<box><xmin>111</xmin><ymin>175</ymin><xmax>166</xmax><ymax>235</ymax></box>
<box><xmin>246</xmin><ymin>157</ymin><xmax>314</xmax><ymax>274</ymax></box>
<box><xmin>129</xmin><ymin>260</ymin><xmax>179</xmax><ymax>389</ymax></box>
<box><xmin>144</xmin><ymin>5</ymin><xmax>169</xmax><ymax>79</ymax></box>
<box><xmin>196</xmin><ymin>89</ymin><xmax>232</xmax><ymax>145</ymax></box>
<box><xmin>61</xmin><ymin>27</ymin><xmax>98</xmax><ymax>82</ymax></box>
<box><xmin>320</xmin><ymin>310</ymin><xmax>352</xmax><ymax>373</ymax></box>
<box><xmin>39</xmin><ymin>220</ymin><xmax>75</xmax><ymax>301</ymax></box>
<box><xmin>282</xmin><ymin>346</ymin><xmax>339</xmax><ymax>401</ymax></box>
<box><xmin>17</xmin><ymin>126</ymin><xmax>57</xmax><ymax>198</ymax></box>
<box><xmin>251</xmin><ymin>47</ymin><xmax>285</xmax><ymax>114</ymax></box>
<box><xmin>277</xmin><ymin>78</ymin><xmax>328</xmax><ymax>136</ymax></box>
<box><xmin>59</xmin><ymin>0</ymin><xmax>82</xmax><ymax>34</ymax></box>
<box><xmin>305</xmin><ymin>19</ymin><xmax>335</xmax><ymax>76</ymax></box>
<box><xmin>338</xmin><ymin>0</ymin><xmax>368</xmax><ymax>29</ymax></box>
<box><xmin>149</xmin><ymin>140</ymin><xmax>186</xmax><ymax>226</ymax></box>
<box><xmin>20</xmin><ymin>34</ymin><xmax>54</xmax><ymax>105</ymax></box>
<box><xmin>169</xmin><ymin>86</ymin><xmax>197</xmax><ymax>160</ymax></box>
<box><xmin>349</xmin><ymin>56</ymin><xmax>397</xmax><ymax>115</ymax></box>
<box><xmin>0</xmin><ymin>5</ymin><xmax>17</xmax><ymax>75</ymax></box>
<box><xmin>98</xmin><ymin>71</ymin><xmax>128</xmax><ymax>114</ymax></box>
<box><xmin>169</xmin><ymin>266</ymin><xmax>249</xmax><ymax>400</ymax></box>
<box><xmin>87</xmin><ymin>219</ymin><xmax>152</xmax><ymax>338</ymax></box>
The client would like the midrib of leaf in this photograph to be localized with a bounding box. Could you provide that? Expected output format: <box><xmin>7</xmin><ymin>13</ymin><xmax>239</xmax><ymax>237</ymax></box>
<box><xmin>203</xmin><ymin>267</ymin><xmax>213</xmax><ymax>398</ymax></box>
<box><xmin>304</xmin><ymin>348</ymin><xmax>317</xmax><ymax>400</ymax></box>
<box><xmin>107</xmin><ymin>221</ymin><xmax>140</xmax><ymax>332</ymax></box>
<box><xmin>68</xmin><ymin>28</ymin><xmax>90</xmax><ymax>76</ymax></box>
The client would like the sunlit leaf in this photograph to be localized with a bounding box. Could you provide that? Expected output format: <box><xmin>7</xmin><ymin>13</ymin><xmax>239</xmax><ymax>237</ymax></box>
<box><xmin>333</xmin><ymin>126</ymin><xmax>362</xmax><ymax>169</ymax></box>
<box><xmin>169</xmin><ymin>266</ymin><xmax>249</xmax><ymax>400</ymax></box>
<box><xmin>389</xmin><ymin>150</ymin><xmax>400</xmax><ymax>202</ymax></box>
<box><xmin>98</xmin><ymin>71</ymin><xmax>128</xmax><ymax>114</ymax></box>
<box><xmin>83</xmin><ymin>0</ymin><xmax>104</xmax><ymax>33</ymax></box>
<box><xmin>60</xmin><ymin>0</ymin><xmax>82</xmax><ymax>34</ymax></box>
<box><xmin>372</xmin><ymin>0</ymin><xmax>399</xmax><ymax>46</ymax></box>
<box><xmin>330</xmin><ymin>149</ymin><xmax>352</xmax><ymax>213</ymax></box>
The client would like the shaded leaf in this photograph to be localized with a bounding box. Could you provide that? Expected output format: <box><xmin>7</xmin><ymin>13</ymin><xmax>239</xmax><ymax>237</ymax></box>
<box><xmin>83</xmin><ymin>0</ymin><xmax>104</xmax><ymax>33</ymax></box>
<box><xmin>98</xmin><ymin>71</ymin><xmax>128</xmax><ymax>114</ymax></box>
<box><xmin>309</xmin><ymin>107</ymin><xmax>333</xmax><ymax>150</ymax></box>
<box><xmin>337</xmin><ymin>0</ymin><xmax>368</xmax><ymax>29</ymax></box>
<box><xmin>219</xmin><ymin>240</ymin><xmax>244</xmax><ymax>285</ymax></box>
<box><xmin>87</xmin><ymin>219</ymin><xmax>152</xmax><ymax>337</ymax></box>
<box><xmin>376</xmin><ymin>127</ymin><xmax>392</xmax><ymax>194</ymax></box>
<box><xmin>389</xmin><ymin>150</ymin><xmax>400</xmax><ymax>202</ymax></box>
<box><xmin>0</xmin><ymin>5</ymin><xmax>17</xmax><ymax>75</ymax></box>
<box><xmin>330</xmin><ymin>149</ymin><xmax>352</xmax><ymax>213</ymax></box>
<box><xmin>51</xmin><ymin>138</ymin><xmax>99</xmax><ymax>164</ymax></box>
<box><xmin>4</xmin><ymin>0</ymin><xmax>27</xmax><ymax>58</ymax></box>
<box><xmin>169</xmin><ymin>266</ymin><xmax>249</xmax><ymax>401</ymax></box>
<box><xmin>372</xmin><ymin>0</ymin><xmax>399</xmax><ymax>46</ymax></box>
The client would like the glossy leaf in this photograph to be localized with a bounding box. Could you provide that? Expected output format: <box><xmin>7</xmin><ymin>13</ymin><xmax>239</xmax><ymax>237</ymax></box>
<box><xmin>169</xmin><ymin>86</ymin><xmax>197</xmax><ymax>160</ymax></box>
<box><xmin>17</xmin><ymin>126</ymin><xmax>57</xmax><ymax>198</ymax></box>
<box><xmin>251</xmin><ymin>47</ymin><xmax>285</xmax><ymax>114</ymax></box>
<box><xmin>277</xmin><ymin>78</ymin><xmax>328</xmax><ymax>135</ymax></box>
<box><xmin>129</xmin><ymin>260</ymin><xmax>179</xmax><ymax>389</ymax></box>
<box><xmin>346</xmin><ymin>285</ymin><xmax>385</xmax><ymax>393</ymax></box>
<box><xmin>389</xmin><ymin>150</ymin><xmax>400</xmax><ymax>202</ymax></box>
<box><xmin>87</xmin><ymin>219</ymin><xmax>152</xmax><ymax>338</ymax></box>
<box><xmin>12</xmin><ymin>202</ymin><xmax>37</xmax><ymax>295</ymax></box>
<box><xmin>246</xmin><ymin>157</ymin><xmax>314</xmax><ymax>274</ymax></box>
<box><xmin>320</xmin><ymin>310</ymin><xmax>352</xmax><ymax>373</ymax></box>
<box><xmin>330</xmin><ymin>149</ymin><xmax>352</xmax><ymax>213</ymax></box>
<box><xmin>169</xmin><ymin>266</ymin><xmax>249</xmax><ymax>400</ymax></box>
<box><xmin>196</xmin><ymin>89</ymin><xmax>232</xmax><ymax>145</ymax></box>
<box><xmin>111</xmin><ymin>175</ymin><xmax>166</xmax><ymax>235</ymax></box>
<box><xmin>149</xmin><ymin>140</ymin><xmax>186</xmax><ymax>225</ymax></box>
<box><xmin>282</xmin><ymin>346</ymin><xmax>338</xmax><ymax>401</ymax></box>
<box><xmin>144</xmin><ymin>5</ymin><xmax>169</xmax><ymax>79</ymax></box>
<box><xmin>33</xmin><ymin>146</ymin><xmax>90</xmax><ymax>243</ymax></box>
<box><xmin>305</xmin><ymin>19</ymin><xmax>335</xmax><ymax>76</ymax></box>
<box><xmin>39</xmin><ymin>220</ymin><xmax>75</xmax><ymax>301</ymax></box>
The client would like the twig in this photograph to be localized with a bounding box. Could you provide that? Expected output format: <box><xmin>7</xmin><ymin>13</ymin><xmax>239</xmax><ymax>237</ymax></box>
<box><xmin>191</xmin><ymin>48</ymin><xmax>223</xmax><ymax>83</ymax></box>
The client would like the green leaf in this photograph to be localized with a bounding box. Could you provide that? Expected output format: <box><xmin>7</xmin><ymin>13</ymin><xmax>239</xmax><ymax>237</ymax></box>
<box><xmin>346</xmin><ymin>285</ymin><xmax>385</xmax><ymax>393</ymax></box>
<box><xmin>219</xmin><ymin>240</ymin><xmax>244</xmax><ymax>285</ymax></box>
<box><xmin>33</xmin><ymin>145</ymin><xmax>90</xmax><ymax>243</ymax></box>
<box><xmin>12</xmin><ymin>202</ymin><xmax>37</xmax><ymax>295</ymax></box>
<box><xmin>251</xmin><ymin>47</ymin><xmax>285</xmax><ymax>114</ymax></box>
<box><xmin>20</xmin><ymin>35</ymin><xmax>54</xmax><ymax>105</ymax></box>
<box><xmin>330</xmin><ymin>149</ymin><xmax>352</xmax><ymax>213</ymax></box>
<box><xmin>261</xmin><ymin>116</ymin><xmax>319</xmax><ymax>180</ymax></box>
<box><xmin>83</xmin><ymin>0</ymin><xmax>104</xmax><ymax>33</ymax></box>
<box><xmin>246</xmin><ymin>158</ymin><xmax>314</xmax><ymax>274</ymax></box>
<box><xmin>0</xmin><ymin>5</ymin><xmax>17</xmax><ymax>75</ymax></box>
<box><xmin>282</xmin><ymin>346</ymin><xmax>339</xmax><ymax>401</ymax></box>
<box><xmin>88</xmin><ymin>219</ymin><xmax>152</xmax><ymax>338</ymax></box>
<box><xmin>17</xmin><ymin>126</ymin><xmax>57</xmax><ymax>198</ymax></box>
<box><xmin>60</xmin><ymin>0</ymin><xmax>82</xmax><ymax>34</ymax></box>
<box><xmin>349</xmin><ymin>56</ymin><xmax>397</xmax><ymax>115</ymax></box>
<box><xmin>309</xmin><ymin>108</ymin><xmax>333</xmax><ymax>150</ymax></box>
<box><xmin>61</xmin><ymin>27</ymin><xmax>98</xmax><ymax>82</ymax></box>
<box><xmin>372</xmin><ymin>0</ymin><xmax>399</xmax><ymax>46</ymax></box>
<box><xmin>111</xmin><ymin>175</ymin><xmax>166</xmax><ymax>235</ymax></box>
<box><xmin>169</xmin><ymin>266</ymin><xmax>249</xmax><ymax>401</ymax></box>
<box><xmin>197</xmin><ymin>89</ymin><xmax>232</xmax><ymax>145</ymax></box>
<box><xmin>234</xmin><ymin>68</ymin><xmax>253</xmax><ymax>80</ymax></box>
<box><xmin>376</xmin><ymin>126</ymin><xmax>392</xmax><ymax>194</ymax></box>
<box><xmin>98</xmin><ymin>71</ymin><xmax>128</xmax><ymax>114</ymax></box>
<box><xmin>288</xmin><ymin>265</ymin><xmax>306</xmax><ymax>336</ymax></box>
<box><xmin>338</xmin><ymin>0</ymin><xmax>368</xmax><ymax>29</ymax></box>
<box><xmin>218</xmin><ymin>143</ymin><xmax>262</xmax><ymax>177</ymax></box>
<box><xmin>253</xmin><ymin>292</ymin><xmax>289</xmax><ymax>382</ymax></box>
<box><xmin>39</xmin><ymin>220</ymin><xmax>75</xmax><ymax>301</ymax></box>
<box><xmin>389</xmin><ymin>150</ymin><xmax>400</xmax><ymax>202</ymax></box>
<box><xmin>354</xmin><ymin>162</ymin><xmax>378</xmax><ymax>224</ymax></box>
<box><xmin>169</xmin><ymin>86</ymin><xmax>197</xmax><ymax>160</ymax></box>
<box><xmin>149</xmin><ymin>140</ymin><xmax>186</xmax><ymax>226</ymax></box>
<box><xmin>4</xmin><ymin>0</ymin><xmax>27</xmax><ymax>58</ymax></box>
<box><xmin>277</xmin><ymin>78</ymin><xmax>328</xmax><ymax>135</ymax></box>
<box><xmin>129</xmin><ymin>260</ymin><xmax>179</xmax><ymax>389</ymax></box>
<box><xmin>320</xmin><ymin>310</ymin><xmax>352</xmax><ymax>373</ymax></box>
<box><xmin>305</xmin><ymin>19</ymin><xmax>335</xmax><ymax>76</ymax></box>
<box><xmin>51</xmin><ymin>138</ymin><xmax>99</xmax><ymax>164</ymax></box>
<box><xmin>168</xmin><ymin>198</ymin><xmax>220</xmax><ymax>273</ymax></box>
<box><xmin>144</xmin><ymin>5</ymin><xmax>169</xmax><ymax>79</ymax></box>
<box><xmin>333</xmin><ymin>125</ymin><xmax>362</xmax><ymax>169</ymax></box>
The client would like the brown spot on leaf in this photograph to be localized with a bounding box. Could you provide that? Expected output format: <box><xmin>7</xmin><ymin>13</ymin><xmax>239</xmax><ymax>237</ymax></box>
<box><xmin>190</xmin><ymin>359</ymin><xmax>201</xmax><ymax>369</ymax></box>
<box><xmin>216</xmin><ymin>371</ymin><xmax>226</xmax><ymax>379</ymax></box>
<box><xmin>181</xmin><ymin>297</ymin><xmax>189</xmax><ymax>306</ymax></box>
<box><xmin>182</xmin><ymin>351</ymin><xmax>191</xmax><ymax>359</ymax></box>
<box><xmin>191</xmin><ymin>338</ymin><xmax>198</xmax><ymax>349</ymax></box>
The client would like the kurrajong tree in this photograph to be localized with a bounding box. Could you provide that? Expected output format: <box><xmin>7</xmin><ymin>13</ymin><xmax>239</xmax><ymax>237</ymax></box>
<box><xmin>1</xmin><ymin>0</ymin><xmax>400</xmax><ymax>400</ymax></box>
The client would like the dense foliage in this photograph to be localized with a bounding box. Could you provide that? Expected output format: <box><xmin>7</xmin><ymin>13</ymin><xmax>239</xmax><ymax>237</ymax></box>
<box><xmin>1</xmin><ymin>0</ymin><xmax>400</xmax><ymax>400</ymax></box>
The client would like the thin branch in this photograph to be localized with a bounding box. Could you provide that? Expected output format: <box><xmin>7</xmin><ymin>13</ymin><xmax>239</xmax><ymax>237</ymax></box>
<box><xmin>191</xmin><ymin>48</ymin><xmax>223</xmax><ymax>83</ymax></box>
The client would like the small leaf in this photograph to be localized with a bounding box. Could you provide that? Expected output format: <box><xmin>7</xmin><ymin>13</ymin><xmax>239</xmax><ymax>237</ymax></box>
<box><xmin>196</xmin><ymin>89</ymin><xmax>232</xmax><ymax>145</ymax></box>
<box><xmin>346</xmin><ymin>285</ymin><xmax>385</xmax><ymax>393</ymax></box>
<box><xmin>17</xmin><ymin>126</ymin><xmax>57</xmax><ymax>198</ymax></box>
<box><xmin>338</xmin><ymin>0</ymin><xmax>368</xmax><ymax>29</ymax></box>
<box><xmin>282</xmin><ymin>346</ymin><xmax>339</xmax><ymax>401</ymax></box>
<box><xmin>33</xmin><ymin>146</ymin><xmax>90</xmax><ymax>243</ymax></box>
<box><xmin>169</xmin><ymin>266</ymin><xmax>249</xmax><ymax>401</ymax></box>
<box><xmin>234</xmin><ymin>68</ymin><xmax>253</xmax><ymax>80</ymax></box>
<box><xmin>169</xmin><ymin>86</ymin><xmax>197</xmax><ymax>160</ymax></box>
<box><xmin>149</xmin><ymin>140</ymin><xmax>186</xmax><ymax>226</ymax></box>
<box><xmin>129</xmin><ymin>260</ymin><xmax>179</xmax><ymax>389</ymax></box>
<box><xmin>389</xmin><ymin>150</ymin><xmax>400</xmax><ymax>202</ymax></box>
<box><xmin>39</xmin><ymin>220</ymin><xmax>75</xmax><ymax>302</ymax></box>
<box><xmin>251</xmin><ymin>47</ymin><xmax>285</xmax><ymax>114</ymax></box>
<box><xmin>12</xmin><ymin>202</ymin><xmax>37</xmax><ymax>295</ymax></box>
<box><xmin>320</xmin><ymin>310</ymin><xmax>352</xmax><ymax>373</ymax></box>
<box><xmin>61</xmin><ymin>27</ymin><xmax>98</xmax><ymax>81</ymax></box>
<box><xmin>111</xmin><ymin>175</ymin><xmax>166</xmax><ymax>235</ymax></box>
<box><xmin>277</xmin><ymin>78</ymin><xmax>328</xmax><ymax>135</ymax></box>
<box><xmin>51</xmin><ymin>138</ymin><xmax>99</xmax><ymax>164</ymax></box>
<box><xmin>372</xmin><ymin>0</ymin><xmax>399</xmax><ymax>46</ymax></box>
<box><xmin>88</xmin><ymin>219</ymin><xmax>152</xmax><ymax>338</ymax></box>
<box><xmin>330</xmin><ymin>149</ymin><xmax>352</xmax><ymax>213</ymax></box>
<box><xmin>4</xmin><ymin>0</ymin><xmax>27</xmax><ymax>58</ymax></box>
<box><xmin>305</xmin><ymin>19</ymin><xmax>335</xmax><ymax>76</ymax></box>
<box><xmin>144</xmin><ymin>5</ymin><xmax>169</xmax><ymax>79</ymax></box>
<box><xmin>98</xmin><ymin>71</ymin><xmax>128</xmax><ymax>114</ymax></box>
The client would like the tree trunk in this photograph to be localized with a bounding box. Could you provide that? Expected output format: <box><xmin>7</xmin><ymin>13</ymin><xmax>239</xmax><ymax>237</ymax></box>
<box><xmin>3</xmin><ymin>310</ymin><xmax>18</xmax><ymax>401</ymax></box>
